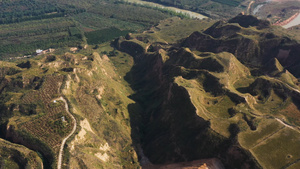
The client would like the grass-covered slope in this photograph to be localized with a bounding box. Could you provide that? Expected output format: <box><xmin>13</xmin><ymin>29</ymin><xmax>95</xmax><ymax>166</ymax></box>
<box><xmin>142</xmin><ymin>0</ymin><xmax>248</xmax><ymax>19</ymax></box>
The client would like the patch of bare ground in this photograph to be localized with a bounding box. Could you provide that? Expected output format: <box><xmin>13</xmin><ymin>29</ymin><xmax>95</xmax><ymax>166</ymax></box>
<box><xmin>70</xmin><ymin>118</ymin><xmax>95</xmax><ymax>151</ymax></box>
<box><xmin>280</xmin><ymin>103</ymin><xmax>300</xmax><ymax>126</ymax></box>
<box><xmin>82</xmin><ymin>26</ymin><xmax>95</xmax><ymax>32</ymax></box>
<box><xmin>143</xmin><ymin>158</ymin><xmax>224</xmax><ymax>169</ymax></box>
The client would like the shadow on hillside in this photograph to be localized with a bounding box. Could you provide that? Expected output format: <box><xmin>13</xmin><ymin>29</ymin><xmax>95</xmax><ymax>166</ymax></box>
<box><xmin>121</xmin><ymin>39</ymin><xmax>262</xmax><ymax>169</ymax></box>
<box><xmin>124</xmin><ymin>60</ymin><xmax>147</xmax><ymax>165</ymax></box>
<box><xmin>127</xmin><ymin>103</ymin><xmax>144</xmax><ymax>162</ymax></box>
<box><xmin>292</xmin><ymin>96</ymin><xmax>300</xmax><ymax>110</ymax></box>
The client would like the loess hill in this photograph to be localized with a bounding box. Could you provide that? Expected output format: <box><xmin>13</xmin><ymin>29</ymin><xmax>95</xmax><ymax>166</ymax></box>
<box><xmin>1</xmin><ymin>15</ymin><xmax>300</xmax><ymax>169</ymax></box>
<box><xmin>0</xmin><ymin>45</ymin><xmax>140</xmax><ymax>168</ymax></box>
<box><xmin>115</xmin><ymin>15</ymin><xmax>300</xmax><ymax>169</ymax></box>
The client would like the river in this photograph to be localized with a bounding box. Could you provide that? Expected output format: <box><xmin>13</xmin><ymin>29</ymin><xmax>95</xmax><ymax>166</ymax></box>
<box><xmin>252</xmin><ymin>4</ymin><xmax>264</xmax><ymax>15</ymax></box>
<box><xmin>125</xmin><ymin>0</ymin><xmax>207</xmax><ymax>19</ymax></box>
<box><xmin>283</xmin><ymin>13</ymin><xmax>300</xmax><ymax>28</ymax></box>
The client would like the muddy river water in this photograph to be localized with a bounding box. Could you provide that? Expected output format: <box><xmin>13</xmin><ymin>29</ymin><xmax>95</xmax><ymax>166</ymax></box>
<box><xmin>283</xmin><ymin>13</ymin><xmax>300</xmax><ymax>28</ymax></box>
<box><xmin>125</xmin><ymin>0</ymin><xmax>207</xmax><ymax>19</ymax></box>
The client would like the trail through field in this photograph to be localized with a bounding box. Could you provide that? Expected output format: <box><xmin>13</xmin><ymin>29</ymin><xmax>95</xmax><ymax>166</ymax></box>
<box><xmin>275</xmin><ymin>118</ymin><xmax>300</xmax><ymax>134</ymax></box>
<box><xmin>272</xmin><ymin>78</ymin><xmax>300</xmax><ymax>133</ymax></box>
<box><xmin>250</xmin><ymin>118</ymin><xmax>300</xmax><ymax>150</ymax></box>
<box><xmin>247</xmin><ymin>77</ymin><xmax>300</xmax><ymax>150</ymax></box>
<box><xmin>56</xmin><ymin>97</ymin><xmax>77</xmax><ymax>169</ymax></box>
<box><xmin>282</xmin><ymin>158</ymin><xmax>300</xmax><ymax>169</ymax></box>
<box><xmin>250</xmin><ymin>126</ymin><xmax>285</xmax><ymax>149</ymax></box>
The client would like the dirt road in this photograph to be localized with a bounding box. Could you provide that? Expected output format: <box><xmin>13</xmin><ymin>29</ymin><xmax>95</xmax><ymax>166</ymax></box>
<box><xmin>247</xmin><ymin>1</ymin><xmax>254</xmax><ymax>14</ymax></box>
<box><xmin>56</xmin><ymin>97</ymin><xmax>77</xmax><ymax>169</ymax></box>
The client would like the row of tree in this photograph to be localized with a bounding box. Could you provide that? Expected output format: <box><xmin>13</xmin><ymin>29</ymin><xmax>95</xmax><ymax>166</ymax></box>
<box><xmin>0</xmin><ymin>0</ymin><xmax>85</xmax><ymax>24</ymax></box>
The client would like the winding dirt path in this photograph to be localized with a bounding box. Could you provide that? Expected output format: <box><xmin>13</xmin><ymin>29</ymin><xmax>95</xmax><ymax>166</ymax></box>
<box><xmin>250</xmin><ymin>126</ymin><xmax>285</xmax><ymax>149</ymax></box>
<box><xmin>275</xmin><ymin>118</ymin><xmax>300</xmax><ymax>134</ymax></box>
<box><xmin>56</xmin><ymin>97</ymin><xmax>77</xmax><ymax>169</ymax></box>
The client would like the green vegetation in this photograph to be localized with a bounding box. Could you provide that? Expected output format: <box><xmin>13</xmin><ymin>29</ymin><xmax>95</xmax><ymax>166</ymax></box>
<box><xmin>143</xmin><ymin>0</ymin><xmax>246</xmax><ymax>18</ymax></box>
<box><xmin>85</xmin><ymin>28</ymin><xmax>131</xmax><ymax>45</ymax></box>
<box><xmin>113</xmin><ymin>16</ymin><xmax>300</xmax><ymax>169</ymax></box>
<box><xmin>0</xmin><ymin>48</ymin><xmax>140</xmax><ymax>168</ymax></box>
<box><xmin>211</xmin><ymin>0</ymin><xmax>242</xmax><ymax>7</ymax></box>
<box><xmin>206</xmin><ymin>96</ymin><xmax>236</xmax><ymax>118</ymax></box>
<box><xmin>59</xmin><ymin>51</ymin><xmax>139</xmax><ymax>168</ymax></box>
<box><xmin>123</xmin><ymin>17</ymin><xmax>215</xmax><ymax>44</ymax></box>
<box><xmin>0</xmin><ymin>17</ymin><xmax>83</xmax><ymax>57</ymax></box>
<box><xmin>0</xmin><ymin>138</ymin><xmax>43</xmax><ymax>169</ymax></box>
<box><xmin>252</xmin><ymin>128</ymin><xmax>300</xmax><ymax>169</ymax></box>
<box><xmin>239</xmin><ymin>119</ymin><xmax>283</xmax><ymax>149</ymax></box>
<box><xmin>0</xmin><ymin>60</ymin><xmax>71</xmax><ymax>167</ymax></box>
<box><xmin>72</xmin><ymin>12</ymin><xmax>145</xmax><ymax>31</ymax></box>
<box><xmin>2</xmin><ymin>6</ymin><xmax>300</xmax><ymax>169</ymax></box>
<box><xmin>0</xmin><ymin>0</ymin><xmax>176</xmax><ymax>58</ymax></box>
<box><xmin>0</xmin><ymin>0</ymin><xmax>85</xmax><ymax>24</ymax></box>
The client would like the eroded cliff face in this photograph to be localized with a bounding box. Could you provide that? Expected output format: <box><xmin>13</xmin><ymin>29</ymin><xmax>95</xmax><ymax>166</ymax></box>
<box><xmin>116</xmin><ymin>15</ymin><xmax>300</xmax><ymax>169</ymax></box>
<box><xmin>117</xmin><ymin>34</ymin><xmax>260</xmax><ymax>169</ymax></box>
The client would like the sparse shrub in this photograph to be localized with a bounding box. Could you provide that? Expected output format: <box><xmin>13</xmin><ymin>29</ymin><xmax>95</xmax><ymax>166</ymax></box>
<box><xmin>116</xmin><ymin>100</ymin><xmax>123</xmax><ymax>105</ymax></box>
<box><xmin>93</xmin><ymin>45</ymin><xmax>99</xmax><ymax>49</ymax></box>
<box><xmin>17</xmin><ymin>61</ymin><xmax>31</xmax><ymax>69</ymax></box>
<box><xmin>61</xmin><ymin>68</ymin><xmax>74</xmax><ymax>72</ymax></box>
<box><xmin>85</xmin><ymin>28</ymin><xmax>130</xmax><ymax>45</ymax></box>
<box><xmin>45</xmin><ymin>55</ymin><xmax>56</xmax><ymax>62</ymax></box>
<box><xmin>19</xmin><ymin>104</ymin><xmax>37</xmax><ymax>116</ymax></box>
<box><xmin>228</xmin><ymin>123</ymin><xmax>240</xmax><ymax>138</ymax></box>
<box><xmin>0</xmin><ymin>67</ymin><xmax>21</xmax><ymax>76</ymax></box>
<box><xmin>228</xmin><ymin>108</ymin><xmax>238</xmax><ymax>117</ymax></box>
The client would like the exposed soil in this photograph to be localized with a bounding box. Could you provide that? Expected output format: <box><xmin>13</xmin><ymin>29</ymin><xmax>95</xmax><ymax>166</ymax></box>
<box><xmin>143</xmin><ymin>158</ymin><xmax>224</xmax><ymax>169</ymax></box>
<box><xmin>95</xmin><ymin>152</ymin><xmax>110</xmax><ymax>162</ymax></box>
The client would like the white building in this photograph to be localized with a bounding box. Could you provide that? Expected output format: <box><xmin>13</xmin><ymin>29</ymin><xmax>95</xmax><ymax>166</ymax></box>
<box><xmin>61</xmin><ymin>116</ymin><xmax>66</xmax><ymax>122</ymax></box>
<box><xmin>36</xmin><ymin>49</ymin><xmax>43</xmax><ymax>54</ymax></box>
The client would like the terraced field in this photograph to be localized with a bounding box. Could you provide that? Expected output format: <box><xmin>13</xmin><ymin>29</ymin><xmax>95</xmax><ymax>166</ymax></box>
<box><xmin>0</xmin><ymin>17</ymin><xmax>82</xmax><ymax>57</ymax></box>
